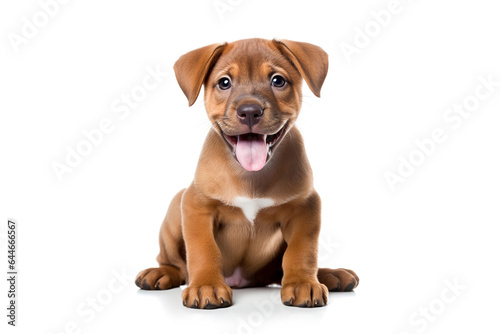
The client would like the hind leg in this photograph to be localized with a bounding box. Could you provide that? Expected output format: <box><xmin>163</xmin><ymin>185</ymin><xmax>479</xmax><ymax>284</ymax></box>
<box><xmin>317</xmin><ymin>268</ymin><xmax>359</xmax><ymax>292</ymax></box>
<box><xmin>135</xmin><ymin>189</ymin><xmax>187</xmax><ymax>290</ymax></box>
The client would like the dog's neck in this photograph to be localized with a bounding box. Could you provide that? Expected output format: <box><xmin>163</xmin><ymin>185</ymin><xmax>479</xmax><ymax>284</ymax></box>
<box><xmin>194</xmin><ymin>126</ymin><xmax>313</xmax><ymax>205</ymax></box>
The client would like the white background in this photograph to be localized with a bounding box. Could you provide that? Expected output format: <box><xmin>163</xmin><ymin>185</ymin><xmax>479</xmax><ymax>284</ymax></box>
<box><xmin>1</xmin><ymin>0</ymin><xmax>500</xmax><ymax>333</ymax></box>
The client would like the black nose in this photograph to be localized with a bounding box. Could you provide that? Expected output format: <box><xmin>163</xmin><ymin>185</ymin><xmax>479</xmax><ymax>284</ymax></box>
<box><xmin>236</xmin><ymin>104</ymin><xmax>263</xmax><ymax>127</ymax></box>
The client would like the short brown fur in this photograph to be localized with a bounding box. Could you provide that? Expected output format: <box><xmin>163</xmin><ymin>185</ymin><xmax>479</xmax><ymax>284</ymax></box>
<box><xmin>136</xmin><ymin>38</ymin><xmax>358</xmax><ymax>309</ymax></box>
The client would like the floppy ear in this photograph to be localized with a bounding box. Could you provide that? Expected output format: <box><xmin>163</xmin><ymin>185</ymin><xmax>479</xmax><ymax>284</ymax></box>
<box><xmin>273</xmin><ymin>39</ymin><xmax>329</xmax><ymax>97</ymax></box>
<box><xmin>173</xmin><ymin>42</ymin><xmax>227</xmax><ymax>106</ymax></box>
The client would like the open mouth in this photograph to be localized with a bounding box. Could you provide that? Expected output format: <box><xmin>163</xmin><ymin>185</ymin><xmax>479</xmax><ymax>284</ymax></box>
<box><xmin>221</xmin><ymin>122</ymin><xmax>288</xmax><ymax>172</ymax></box>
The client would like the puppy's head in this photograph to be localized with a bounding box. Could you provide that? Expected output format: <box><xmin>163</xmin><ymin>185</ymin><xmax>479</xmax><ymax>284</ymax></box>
<box><xmin>174</xmin><ymin>38</ymin><xmax>328</xmax><ymax>172</ymax></box>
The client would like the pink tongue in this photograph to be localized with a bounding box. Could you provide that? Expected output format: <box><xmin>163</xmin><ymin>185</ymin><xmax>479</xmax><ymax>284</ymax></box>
<box><xmin>235</xmin><ymin>134</ymin><xmax>268</xmax><ymax>171</ymax></box>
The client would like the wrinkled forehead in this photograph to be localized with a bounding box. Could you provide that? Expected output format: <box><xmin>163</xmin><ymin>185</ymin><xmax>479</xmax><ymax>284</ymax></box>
<box><xmin>210</xmin><ymin>39</ymin><xmax>299</xmax><ymax>82</ymax></box>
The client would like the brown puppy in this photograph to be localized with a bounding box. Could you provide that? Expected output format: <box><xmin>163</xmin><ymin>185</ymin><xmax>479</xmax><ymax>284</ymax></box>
<box><xmin>135</xmin><ymin>38</ymin><xmax>358</xmax><ymax>309</ymax></box>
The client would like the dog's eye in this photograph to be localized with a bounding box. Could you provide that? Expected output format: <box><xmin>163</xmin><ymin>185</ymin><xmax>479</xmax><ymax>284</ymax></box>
<box><xmin>218</xmin><ymin>77</ymin><xmax>232</xmax><ymax>90</ymax></box>
<box><xmin>271</xmin><ymin>75</ymin><xmax>286</xmax><ymax>88</ymax></box>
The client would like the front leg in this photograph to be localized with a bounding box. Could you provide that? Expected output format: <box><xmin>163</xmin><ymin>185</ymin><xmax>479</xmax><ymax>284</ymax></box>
<box><xmin>180</xmin><ymin>186</ymin><xmax>232</xmax><ymax>309</ymax></box>
<box><xmin>280</xmin><ymin>191</ymin><xmax>329</xmax><ymax>307</ymax></box>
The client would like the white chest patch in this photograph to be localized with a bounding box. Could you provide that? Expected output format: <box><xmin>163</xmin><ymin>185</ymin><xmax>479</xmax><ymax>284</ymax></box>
<box><xmin>232</xmin><ymin>196</ymin><xmax>275</xmax><ymax>223</ymax></box>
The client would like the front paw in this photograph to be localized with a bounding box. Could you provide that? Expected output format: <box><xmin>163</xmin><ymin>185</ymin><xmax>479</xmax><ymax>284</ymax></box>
<box><xmin>281</xmin><ymin>280</ymin><xmax>328</xmax><ymax>307</ymax></box>
<box><xmin>182</xmin><ymin>282</ymin><xmax>233</xmax><ymax>309</ymax></box>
